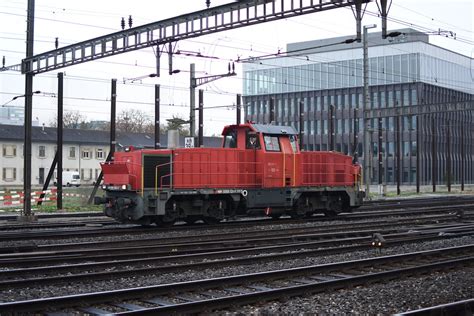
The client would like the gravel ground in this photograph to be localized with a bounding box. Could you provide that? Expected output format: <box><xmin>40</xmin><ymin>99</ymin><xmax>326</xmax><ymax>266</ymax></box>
<box><xmin>0</xmin><ymin>215</ymin><xmax>455</xmax><ymax>249</ymax></box>
<box><xmin>220</xmin><ymin>269</ymin><xmax>473</xmax><ymax>315</ymax></box>
<box><xmin>1</xmin><ymin>236</ymin><xmax>472</xmax><ymax>305</ymax></box>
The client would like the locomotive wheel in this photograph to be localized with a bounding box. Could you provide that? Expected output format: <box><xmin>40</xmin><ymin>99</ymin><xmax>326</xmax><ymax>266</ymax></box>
<box><xmin>291</xmin><ymin>198</ymin><xmax>312</xmax><ymax>219</ymax></box>
<box><xmin>325</xmin><ymin>198</ymin><xmax>343</xmax><ymax>217</ymax></box>
<box><xmin>154</xmin><ymin>207</ymin><xmax>179</xmax><ymax>227</ymax></box>
<box><xmin>184</xmin><ymin>216</ymin><xmax>200</xmax><ymax>225</ymax></box>
<box><xmin>154</xmin><ymin>216</ymin><xmax>175</xmax><ymax>227</ymax></box>
<box><xmin>323</xmin><ymin>210</ymin><xmax>337</xmax><ymax>218</ymax></box>
<box><xmin>139</xmin><ymin>218</ymin><xmax>153</xmax><ymax>227</ymax></box>
<box><xmin>203</xmin><ymin>216</ymin><xmax>220</xmax><ymax>225</ymax></box>
<box><xmin>204</xmin><ymin>204</ymin><xmax>225</xmax><ymax>224</ymax></box>
<box><xmin>270</xmin><ymin>214</ymin><xmax>282</xmax><ymax>220</ymax></box>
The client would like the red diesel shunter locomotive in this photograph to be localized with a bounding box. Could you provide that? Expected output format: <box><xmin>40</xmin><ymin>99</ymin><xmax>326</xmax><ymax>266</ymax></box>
<box><xmin>95</xmin><ymin>123</ymin><xmax>364</xmax><ymax>226</ymax></box>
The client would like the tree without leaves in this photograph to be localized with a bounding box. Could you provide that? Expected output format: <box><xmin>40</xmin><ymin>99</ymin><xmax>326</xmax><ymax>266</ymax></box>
<box><xmin>116</xmin><ymin>109</ymin><xmax>160</xmax><ymax>133</ymax></box>
<box><xmin>48</xmin><ymin>110</ymin><xmax>88</xmax><ymax>129</ymax></box>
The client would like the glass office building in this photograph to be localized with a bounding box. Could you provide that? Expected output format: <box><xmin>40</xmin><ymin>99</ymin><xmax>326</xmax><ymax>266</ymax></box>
<box><xmin>243</xmin><ymin>29</ymin><xmax>473</xmax><ymax>186</ymax></box>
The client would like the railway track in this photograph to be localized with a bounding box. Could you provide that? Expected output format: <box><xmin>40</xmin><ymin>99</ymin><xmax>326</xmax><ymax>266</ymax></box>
<box><xmin>0</xmin><ymin>195</ymin><xmax>473</xmax><ymax>232</ymax></box>
<box><xmin>1</xmin><ymin>214</ymin><xmax>471</xmax><ymax>262</ymax></box>
<box><xmin>1</xmin><ymin>245</ymin><xmax>471</xmax><ymax>315</ymax></box>
<box><xmin>0</xmin><ymin>202</ymin><xmax>472</xmax><ymax>243</ymax></box>
<box><xmin>0</xmin><ymin>222</ymin><xmax>473</xmax><ymax>289</ymax></box>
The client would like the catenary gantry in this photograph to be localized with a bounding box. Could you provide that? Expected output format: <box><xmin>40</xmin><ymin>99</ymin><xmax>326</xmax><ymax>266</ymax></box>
<box><xmin>21</xmin><ymin>0</ymin><xmax>370</xmax><ymax>75</ymax></box>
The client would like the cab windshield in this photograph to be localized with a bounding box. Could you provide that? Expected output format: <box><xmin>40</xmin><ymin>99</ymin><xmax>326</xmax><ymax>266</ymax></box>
<box><xmin>223</xmin><ymin>130</ymin><xmax>237</xmax><ymax>148</ymax></box>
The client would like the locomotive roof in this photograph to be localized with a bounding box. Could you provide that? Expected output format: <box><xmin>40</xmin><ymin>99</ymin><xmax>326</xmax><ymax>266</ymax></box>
<box><xmin>222</xmin><ymin>123</ymin><xmax>297</xmax><ymax>136</ymax></box>
<box><xmin>251</xmin><ymin>124</ymin><xmax>297</xmax><ymax>135</ymax></box>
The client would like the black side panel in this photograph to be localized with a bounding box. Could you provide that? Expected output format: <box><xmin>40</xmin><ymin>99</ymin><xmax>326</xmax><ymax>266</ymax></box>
<box><xmin>246</xmin><ymin>189</ymin><xmax>291</xmax><ymax>208</ymax></box>
<box><xmin>143</xmin><ymin>155</ymin><xmax>171</xmax><ymax>189</ymax></box>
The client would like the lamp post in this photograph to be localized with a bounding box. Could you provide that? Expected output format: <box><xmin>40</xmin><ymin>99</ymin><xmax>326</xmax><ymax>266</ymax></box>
<box><xmin>363</xmin><ymin>24</ymin><xmax>376</xmax><ymax>199</ymax></box>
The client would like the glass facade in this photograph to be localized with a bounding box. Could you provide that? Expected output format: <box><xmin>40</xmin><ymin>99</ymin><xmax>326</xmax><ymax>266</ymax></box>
<box><xmin>242</xmin><ymin>33</ymin><xmax>473</xmax><ymax>186</ymax></box>
<box><xmin>243</xmin><ymin>43</ymin><xmax>472</xmax><ymax>96</ymax></box>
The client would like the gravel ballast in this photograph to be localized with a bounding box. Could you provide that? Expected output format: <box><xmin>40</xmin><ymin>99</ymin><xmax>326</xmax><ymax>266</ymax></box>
<box><xmin>1</xmin><ymin>235</ymin><xmax>472</xmax><ymax>312</ymax></box>
<box><xmin>221</xmin><ymin>269</ymin><xmax>473</xmax><ymax>315</ymax></box>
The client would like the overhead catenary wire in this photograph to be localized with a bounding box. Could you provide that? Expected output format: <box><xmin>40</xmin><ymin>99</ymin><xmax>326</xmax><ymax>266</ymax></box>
<box><xmin>1</xmin><ymin>1</ymin><xmax>472</xmax><ymax>127</ymax></box>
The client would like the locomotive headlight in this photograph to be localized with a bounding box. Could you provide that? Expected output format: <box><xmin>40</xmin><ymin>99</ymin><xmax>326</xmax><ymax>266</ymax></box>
<box><xmin>121</xmin><ymin>184</ymin><xmax>128</xmax><ymax>190</ymax></box>
<box><xmin>102</xmin><ymin>185</ymin><xmax>107</xmax><ymax>190</ymax></box>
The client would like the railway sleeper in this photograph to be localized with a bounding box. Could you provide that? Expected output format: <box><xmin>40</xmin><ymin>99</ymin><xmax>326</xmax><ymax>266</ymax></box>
<box><xmin>1</xmin><ymin>247</ymin><xmax>472</xmax><ymax>314</ymax></box>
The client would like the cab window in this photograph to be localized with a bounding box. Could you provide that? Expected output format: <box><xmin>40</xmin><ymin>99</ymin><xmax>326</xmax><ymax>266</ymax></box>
<box><xmin>263</xmin><ymin>135</ymin><xmax>280</xmax><ymax>152</ymax></box>
<box><xmin>223</xmin><ymin>130</ymin><xmax>237</xmax><ymax>148</ymax></box>
<box><xmin>289</xmin><ymin>135</ymin><xmax>298</xmax><ymax>153</ymax></box>
<box><xmin>246</xmin><ymin>132</ymin><xmax>261</xmax><ymax>149</ymax></box>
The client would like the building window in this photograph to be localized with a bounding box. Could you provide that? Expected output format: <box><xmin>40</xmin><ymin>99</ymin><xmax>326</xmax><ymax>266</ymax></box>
<box><xmin>96</xmin><ymin>148</ymin><xmax>105</xmax><ymax>160</ymax></box>
<box><xmin>387</xmin><ymin>142</ymin><xmax>394</xmax><ymax>157</ymax></box>
<box><xmin>69</xmin><ymin>147</ymin><xmax>76</xmax><ymax>159</ymax></box>
<box><xmin>2</xmin><ymin>168</ymin><xmax>16</xmax><ymax>181</ymax></box>
<box><xmin>411</xmin><ymin>89</ymin><xmax>418</xmax><ymax>105</ymax></box>
<box><xmin>81</xmin><ymin>168</ymin><xmax>93</xmax><ymax>181</ymax></box>
<box><xmin>2</xmin><ymin>144</ymin><xmax>17</xmax><ymax>157</ymax></box>
<box><xmin>38</xmin><ymin>145</ymin><xmax>46</xmax><ymax>158</ymax></box>
<box><xmin>323</xmin><ymin>120</ymin><xmax>328</xmax><ymax>135</ymax></box>
<box><xmin>403</xmin><ymin>142</ymin><xmax>410</xmax><ymax>156</ymax></box>
<box><xmin>411</xmin><ymin>141</ymin><xmax>417</xmax><ymax>156</ymax></box>
<box><xmin>380</xmin><ymin>91</ymin><xmax>386</xmax><ymax>108</ymax></box>
<box><xmin>82</xmin><ymin>148</ymin><xmax>92</xmax><ymax>159</ymax></box>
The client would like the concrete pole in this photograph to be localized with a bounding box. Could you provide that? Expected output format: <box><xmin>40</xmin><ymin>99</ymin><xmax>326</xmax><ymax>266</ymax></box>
<box><xmin>363</xmin><ymin>24</ymin><xmax>376</xmax><ymax>198</ymax></box>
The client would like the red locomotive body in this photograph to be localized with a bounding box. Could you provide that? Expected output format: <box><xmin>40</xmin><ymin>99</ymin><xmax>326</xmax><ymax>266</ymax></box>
<box><xmin>95</xmin><ymin>123</ymin><xmax>364</xmax><ymax>225</ymax></box>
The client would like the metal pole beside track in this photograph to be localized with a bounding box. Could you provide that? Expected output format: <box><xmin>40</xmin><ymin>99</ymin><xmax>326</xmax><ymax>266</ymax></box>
<box><xmin>57</xmin><ymin>72</ymin><xmax>63</xmax><ymax>209</ymax></box>
<box><xmin>110</xmin><ymin>79</ymin><xmax>117</xmax><ymax>156</ymax></box>
<box><xmin>396</xmin><ymin>114</ymin><xmax>401</xmax><ymax>195</ymax></box>
<box><xmin>446</xmin><ymin>120</ymin><xmax>451</xmax><ymax>192</ymax></box>
<box><xmin>299</xmin><ymin>100</ymin><xmax>304</xmax><ymax>150</ymax></box>
<box><xmin>461</xmin><ymin>121</ymin><xmax>464</xmax><ymax>191</ymax></box>
<box><xmin>236</xmin><ymin>94</ymin><xmax>241</xmax><ymax>125</ymax></box>
<box><xmin>432</xmin><ymin>117</ymin><xmax>436</xmax><ymax>192</ymax></box>
<box><xmin>198</xmin><ymin>90</ymin><xmax>204</xmax><ymax>147</ymax></box>
<box><xmin>155</xmin><ymin>84</ymin><xmax>160</xmax><ymax>149</ymax></box>
<box><xmin>21</xmin><ymin>0</ymin><xmax>36</xmax><ymax>221</ymax></box>
<box><xmin>190</xmin><ymin>63</ymin><xmax>196</xmax><ymax>141</ymax></box>
<box><xmin>363</xmin><ymin>24</ymin><xmax>376</xmax><ymax>198</ymax></box>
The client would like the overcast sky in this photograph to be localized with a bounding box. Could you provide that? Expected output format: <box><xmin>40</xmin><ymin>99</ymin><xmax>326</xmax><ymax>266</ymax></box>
<box><xmin>0</xmin><ymin>0</ymin><xmax>472</xmax><ymax>135</ymax></box>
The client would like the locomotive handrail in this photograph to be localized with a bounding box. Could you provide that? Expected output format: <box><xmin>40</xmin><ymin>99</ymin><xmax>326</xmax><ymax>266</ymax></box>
<box><xmin>155</xmin><ymin>160</ymin><xmax>264</xmax><ymax>191</ymax></box>
<box><xmin>155</xmin><ymin>161</ymin><xmax>172</xmax><ymax>194</ymax></box>
<box><xmin>300</xmin><ymin>160</ymin><xmax>357</xmax><ymax>186</ymax></box>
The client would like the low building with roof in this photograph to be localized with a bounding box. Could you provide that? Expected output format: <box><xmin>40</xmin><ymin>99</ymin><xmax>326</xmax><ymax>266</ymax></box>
<box><xmin>0</xmin><ymin>124</ymin><xmax>221</xmax><ymax>186</ymax></box>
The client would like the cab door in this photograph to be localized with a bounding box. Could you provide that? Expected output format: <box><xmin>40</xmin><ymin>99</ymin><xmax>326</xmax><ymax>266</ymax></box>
<box><xmin>260</xmin><ymin>134</ymin><xmax>284</xmax><ymax>188</ymax></box>
<box><xmin>280</xmin><ymin>135</ymin><xmax>300</xmax><ymax>187</ymax></box>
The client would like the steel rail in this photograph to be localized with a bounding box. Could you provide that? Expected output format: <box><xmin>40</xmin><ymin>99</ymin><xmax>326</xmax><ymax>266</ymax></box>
<box><xmin>24</xmin><ymin>213</ymin><xmax>469</xmax><ymax>250</ymax></box>
<box><xmin>394</xmin><ymin>298</ymin><xmax>474</xmax><ymax>316</ymax></box>
<box><xmin>0</xmin><ymin>203</ymin><xmax>472</xmax><ymax>242</ymax></box>
<box><xmin>1</xmin><ymin>245</ymin><xmax>472</xmax><ymax>314</ymax></box>
<box><xmin>1</xmin><ymin>225</ymin><xmax>473</xmax><ymax>289</ymax></box>
<box><xmin>2</xmin><ymin>221</ymin><xmax>472</xmax><ymax>266</ymax></box>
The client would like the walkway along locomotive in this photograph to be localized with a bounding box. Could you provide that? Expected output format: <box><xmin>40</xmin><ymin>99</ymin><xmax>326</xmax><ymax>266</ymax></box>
<box><xmin>94</xmin><ymin>123</ymin><xmax>364</xmax><ymax>226</ymax></box>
